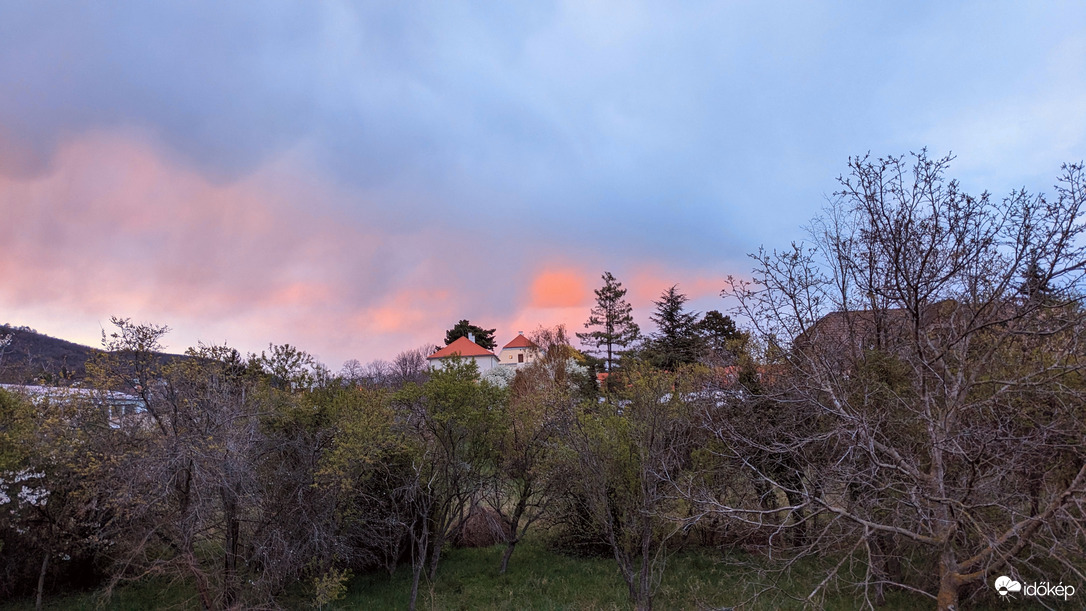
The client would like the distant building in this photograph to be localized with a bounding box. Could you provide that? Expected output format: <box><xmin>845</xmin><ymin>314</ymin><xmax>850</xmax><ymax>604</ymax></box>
<box><xmin>426</xmin><ymin>335</ymin><xmax>501</xmax><ymax>371</ymax></box>
<box><xmin>0</xmin><ymin>383</ymin><xmax>147</xmax><ymax>428</ymax></box>
<box><xmin>498</xmin><ymin>332</ymin><xmax>538</xmax><ymax>368</ymax></box>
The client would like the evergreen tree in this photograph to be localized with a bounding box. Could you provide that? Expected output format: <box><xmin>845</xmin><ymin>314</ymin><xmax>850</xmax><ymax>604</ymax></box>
<box><xmin>444</xmin><ymin>319</ymin><xmax>497</xmax><ymax>350</ymax></box>
<box><xmin>697</xmin><ymin>310</ymin><xmax>745</xmax><ymax>364</ymax></box>
<box><xmin>644</xmin><ymin>285</ymin><xmax>701</xmax><ymax>370</ymax></box>
<box><xmin>577</xmin><ymin>272</ymin><xmax>640</xmax><ymax>372</ymax></box>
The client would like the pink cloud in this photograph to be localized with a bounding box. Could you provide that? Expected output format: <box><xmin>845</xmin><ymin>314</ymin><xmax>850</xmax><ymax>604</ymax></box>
<box><xmin>0</xmin><ymin>129</ymin><xmax>466</xmax><ymax>363</ymax></box>
<box><xmin>529</xmin><ymin>268</ymin><xmax>590</xmax><ymax>308</ymax></box>
<box><xmin>0</xmin><ymin>129</ymin><xmax>749</xmax><ymax>366</ymax></box>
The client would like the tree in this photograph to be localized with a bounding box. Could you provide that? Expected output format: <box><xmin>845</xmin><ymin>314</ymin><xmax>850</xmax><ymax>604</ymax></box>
<box><xmin>577</xmin><ymin>272</ymin><xmax>641</xmax><ymax>372</ymax></box>
<box><xmin>717</xmin><ymin>152</ymin><xmax>1086</xmax><ymax>609</ymax></box>
<box><xmin>444</xmin><ymin>320</ymin><xmax>496</xmax><ymax>350</ymax></box>
<box><xmin>696</xmin><ymin>310</ymin><xmax>746</xmax><ymax>365</ymax></box>
<box><xmin>88</xmin><ymin>324</ymin><xmax>285</xmax><ymax>608</ymax></box>
<box><xmin>389</xmin><ymin>344</ymin><xmax>437</xmax><ymax>387</ymax></box>
<box><xmin>486</xmin><ymin>326</ymin><xmax>586</xmax><ymax>574</ymax></box>
<box><xmin>392</xmin><ymin>358</ymin><xmax>504</xmax><ymax>610</ymax></box>
<box><xmin>257</xmin><ymin>343</ymin><xmax>317</xmax><ymax>392</ymax></box>
<box><xmin>563</xmin><ymin>363</ymin><xmax>705</xmax><ymax>610</ymax></box>
<box><xmin>0</xmin><ymin>387</ymin><xmax>110</xmax><ymax>609</ymax></box>
<box><xmin>0</xmin><ymin>331</ymin><xmax>12</xmax><ymax>371</ymax></box>
<box><xmin>643</xmin><ymin>285</ymin><xmax>701</xmax><ymax>370</ymax></box>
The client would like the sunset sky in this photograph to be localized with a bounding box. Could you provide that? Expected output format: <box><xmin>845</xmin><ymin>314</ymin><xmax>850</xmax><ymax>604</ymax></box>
<box><xmin>3</xmin><ymin>2</ymin><xmax>1086</xmax><ymax>367</ymax></box>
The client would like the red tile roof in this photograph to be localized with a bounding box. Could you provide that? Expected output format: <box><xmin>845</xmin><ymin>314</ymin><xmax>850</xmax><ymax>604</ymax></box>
<box><xmin>427</xmin><ymin>336</ymin><xmax>498</xmax><ymax>359</ymax></box>
<box><xmin>502</xmin><ymin>334</ymin><xmax>537</xmax><ymax>350</ymax></box>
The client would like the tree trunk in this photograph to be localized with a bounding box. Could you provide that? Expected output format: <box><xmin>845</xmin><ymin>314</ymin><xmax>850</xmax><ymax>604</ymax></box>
<box><xmin>499</xmin><ymin>495</ymin><xmax>527</xmax><ymax>574</ymax></box>
<box><xmin>935</xmin><ymin>550</ymin><xmax>960</xmax><ymax>611</ymax></box>
<box><xmin>409</xmin><ymin>558</ymin><xmax>424</xmax><ymax>611</ymax></box>
<box><xmin>222</xmin><ymin>488</ymin><xmax>240</xmax><ymax>608</ymax></box>
<box><xmin>499</xmin><ymin>539</ymin><xmax>518</xmax><ymax>575</ymax></box>
<box><xmin>35</xmin><ymin>550</ymin><xmax>48</xmax><ymax>611</ymax></box>
<box><xmin>428</xmin><ymin>529</ymin><xmax>446</xmax><ymax>581</ymax></box>
<box><xmin>635</xmin><ymin>519</ymin><xmax>653</xmax><ymax>611</ymax></box>
<box><xmin>409</xmin><ymin>517</ymin><xmax>430</xmax><ymax>611</ymax></box>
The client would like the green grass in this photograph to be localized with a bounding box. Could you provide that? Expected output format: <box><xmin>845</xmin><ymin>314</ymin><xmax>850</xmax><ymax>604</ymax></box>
<box><xmin>328</xmin><ymin>542</ymin><xmax>937</xmax><ymax>611</ymax></box>
<box><xmin>3</xmin><ymin>543</ymin><xmax>1059</xmax><ymax>610</ymax></box>
<box><xmin>1</xmin><ymin>577</ymin><xmax>200</xmax><ymax>611</ymax></box>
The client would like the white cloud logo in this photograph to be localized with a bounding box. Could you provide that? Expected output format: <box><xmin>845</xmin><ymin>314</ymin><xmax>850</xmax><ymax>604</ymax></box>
<box><xmin>995</xmin><ymin>575</ymin><xmax>1022</xmax><ymax>596</ymax></box>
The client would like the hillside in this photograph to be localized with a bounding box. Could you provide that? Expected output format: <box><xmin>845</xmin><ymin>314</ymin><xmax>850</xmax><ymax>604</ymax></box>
<box><xmin>0</xmin><ymin>324</ymin><xmax>105</xmax><ymax>384</ymax></box>
<box><xmin>0</xmin><ymin>324</ymin><xmax>187</xmax><ymax>385</ymax></box>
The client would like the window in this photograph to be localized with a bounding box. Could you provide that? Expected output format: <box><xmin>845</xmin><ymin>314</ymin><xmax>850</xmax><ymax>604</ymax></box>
<box><xmin>518</xmin><ymin>354</ymin><xmax>524</xmax><ymax>363</ymax></box>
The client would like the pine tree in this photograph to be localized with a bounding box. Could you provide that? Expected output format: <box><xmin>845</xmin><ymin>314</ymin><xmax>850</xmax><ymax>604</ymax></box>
<box><xmin>444</xmin><ymin>320</ymin><xmax>497</xmax><ymax>350</ymax></box>
<box><xmin>577</xmin><ymin>272</ymin><xmax>640</xmax><ymax>372</ymax></box>
<box><xmin>644</xmin><ymin>285</ymin><xmax>701</xmax><ymax>370</ymax></box>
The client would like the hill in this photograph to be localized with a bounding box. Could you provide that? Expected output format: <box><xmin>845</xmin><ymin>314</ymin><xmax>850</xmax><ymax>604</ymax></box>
<box><xmin>0</xmin><ymin>324</ymin><xmax>104</xmax><ymax>384</ymax></box>
<box><xmin>0</xmin><ymin>323</ymin><xmax>187</xmax><ymax>385</ymax></box>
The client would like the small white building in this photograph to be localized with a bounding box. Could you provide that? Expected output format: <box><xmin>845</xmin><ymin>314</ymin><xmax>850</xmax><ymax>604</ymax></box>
<box><xmin>0</xmin><ymin>383</ymin><xmax>147</xmax><ymax>428</ymax></box>
<box><xmin>499</xmin><ymin>332</ymin><xmax>539</xmax><ymax>368</ymax></box>
<box><xmin>426</xmin><ymin>336</ymin><xmax>500</xmax><ymax>372</ymax></box>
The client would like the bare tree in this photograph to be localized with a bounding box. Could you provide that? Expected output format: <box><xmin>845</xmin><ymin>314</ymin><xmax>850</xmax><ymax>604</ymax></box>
<box><xmin>89</xmin><ymin>327</ymin><xmax>278</xmax><ymax>608</ymax></box>
<box><xmin>0</xmin><ymin>331</ymin><xmax>12</xmax><ymax>371</ymax></box>
<box><xmin>390</xmin><ymin>344</ymin><xmax>437</xmax><ymax>388</ymax></box>
<box><xmin>715</xmin><ymin>152</ymin><xmax>1086</xmax><ymax>609</ymax></box>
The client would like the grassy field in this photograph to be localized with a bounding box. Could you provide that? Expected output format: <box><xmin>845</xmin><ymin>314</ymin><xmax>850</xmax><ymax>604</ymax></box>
<box><xmin>2</xmin><ymin>542</ymin><xmax>1056</xmax><ymax>610</ymax></box>
<box><xmin>337</xmin><ymin>542</ymin><xmax>933</xmax><ymax>611</ymax></box>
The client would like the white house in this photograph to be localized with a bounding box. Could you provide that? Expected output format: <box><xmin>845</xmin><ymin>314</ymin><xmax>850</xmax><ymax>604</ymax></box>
<box><xmin>426</xmin><ymin>335</ymin><xmax>500</xmax><ymax>371</ymax></box>
<box><xmin>0</xmin><ymin>383</ymin><xmax>147</xmax><ymax>428</ymax></box>
<box><xmin>498</xmin><ymin>332</ymin><xmax>539</xmax><ymax>368</ymax></box>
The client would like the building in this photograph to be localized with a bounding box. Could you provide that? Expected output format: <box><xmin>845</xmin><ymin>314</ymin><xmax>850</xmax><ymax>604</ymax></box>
<box><xmin>498</xmin><ymin>332</ymin><xmax>538</xmax><ymax>368</ymax></box>
<box><xmin>0</xmin><ymin>383</ymin><xmax>147</xmax><ymax>428</ymax></box>
<box><xmin>426</xmin><ymin>335</ymin><xmax>501</xmax><ymax>371</ymax></box>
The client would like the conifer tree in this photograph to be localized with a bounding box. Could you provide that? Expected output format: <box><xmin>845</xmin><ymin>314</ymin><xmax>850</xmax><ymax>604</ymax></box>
<box><xmin>444</xmin><ymin>320</ymin><xmax>497</xmax><ymax>350</ymax></box>
<box><xmin>644</xmin><ymin>285</ymin><xmax>701</xmax><ymax>370</ymax></box>
<box><xmin>577</xmin><ymin>272</ymin><xmax>640</xmax><ymax>371</ymax></box>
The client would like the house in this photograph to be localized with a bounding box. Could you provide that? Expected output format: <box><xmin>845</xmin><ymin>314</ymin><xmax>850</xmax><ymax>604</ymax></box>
<box><xmin>795</xmin><ymin>300</ymin><xmax>960</xmax><ymax>356</ymax></box>
<box><xmin>426</xmin><ymin>335</ymin><xmax>500</xmax><ymax>371</ymax></box>
<box><xmin>0</xmin><ymin>383</ymin><xmax>147</xmax><ymax>428</ymax></box>
<box><xmin>498</xmin><ymin>332</ymin><xmax>539</xmax><ymax>368</ymax></box>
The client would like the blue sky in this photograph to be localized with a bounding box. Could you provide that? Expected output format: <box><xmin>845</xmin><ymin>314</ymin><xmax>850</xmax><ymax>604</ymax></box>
<box><xmin>1</xmin><ymin>1</ymin><xmax>1084</xmax><ymax>366</ymax></box>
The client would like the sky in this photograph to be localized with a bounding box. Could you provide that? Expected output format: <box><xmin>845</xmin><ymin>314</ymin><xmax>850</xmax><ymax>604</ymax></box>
<box><xmin>2</xmin><ymin>1</ymin><xmax>1086</xmax><ymax>368</ymax></box>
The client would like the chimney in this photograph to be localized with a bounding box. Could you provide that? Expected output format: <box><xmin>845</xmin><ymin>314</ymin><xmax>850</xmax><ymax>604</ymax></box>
<box><xmin>468</xmin><ymin>332</ymin><xmax>475</xmax><ymax>343</ymax></box>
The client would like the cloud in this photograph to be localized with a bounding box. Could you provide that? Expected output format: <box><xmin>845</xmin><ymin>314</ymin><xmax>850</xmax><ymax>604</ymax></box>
<box><xmin>0</xmin><ymin>129</ymin><xmax>466</xmax><ymax>362</ymax></box>
<box><xmin>2</xmin><ymin>2</ymin><xmax>1084</xmax><ymax>365</ymax></box>
<box><xmin>0</xmin><ymin>129</ymin><xmax>744</xmax><ymax>365</ymax></box>
<box><xmin>529</xmin><ymin>268</ymin><xmax>589</xmax><ymax>308</ymax></box>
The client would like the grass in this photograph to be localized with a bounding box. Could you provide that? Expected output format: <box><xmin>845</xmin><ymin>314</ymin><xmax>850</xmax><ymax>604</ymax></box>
<box><xmin>1</xmin><ymin>577</ymin><xmax>199</xmax><ymax>611</ymax></box>
<box><xmin>323</xmin><ymin>542</ymin><xmax>936</xmax><ymax>611</ymax></box>
<box><xmin>2</xmin><ymin>542</ymin><xmax>1060</xmax><ymax>610</ymax></box>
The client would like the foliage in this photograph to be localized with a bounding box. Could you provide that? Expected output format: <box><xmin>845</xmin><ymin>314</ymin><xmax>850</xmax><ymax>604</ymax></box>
<box><xmin>444</xmin><ymin>320</ymin><xmax>497</xmax><ymax>350</ymax></box>
<box><xmin>257</xmin><ymin>342</ymin><xmax>318</xmax><ymax>391</ymax></box>
<box><xmin>643</xmin><ymin>285</ymin><xmax>702</xmax><ymax>370</ymax></box>
<box><xmin>311</xmin><ymin>566</ymin><xmax>351</xmax><ymax>610</ymax></box>
<box><xmin>562</xmin><ymin>362</ymin><xmax>708</xmax><ymax>610</ymax></box>
<box><xmin>480</xmin><ymin>365</ymin><xmax>516</xmax><ymax>388</ymax></box>
<box><xmin>577</xmin><ymin>271</ymin><xmax>641</xmax><ymax>372</ymax></box>
<box><xmin>697</xmin><ymin>309</ymin><xmax>747</xmax><ymax>365</ymax></box>
<box><xmin>0</xmin><ymin>386</ymin><xmax>112</xmax><ymax>605</ymax></box>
